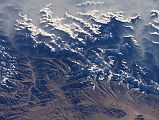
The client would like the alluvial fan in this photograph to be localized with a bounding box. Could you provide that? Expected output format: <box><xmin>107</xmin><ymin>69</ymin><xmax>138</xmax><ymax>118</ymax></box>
<box><xmin>0</xmin><ymin>3</ymin><xmax>159</xmax><ymax>120</ymax></box>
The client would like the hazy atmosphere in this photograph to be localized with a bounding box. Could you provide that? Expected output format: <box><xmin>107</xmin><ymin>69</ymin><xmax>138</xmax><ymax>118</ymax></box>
<box><xmin>0</xmin><ymin>0</ymin><xmax>159</xmax><ymax>120</ymax></box>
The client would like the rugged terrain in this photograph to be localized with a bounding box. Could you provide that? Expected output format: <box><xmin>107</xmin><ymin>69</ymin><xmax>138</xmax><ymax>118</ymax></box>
<box><xmin>0</xmin><ymin>3</ymin><xmax>159</xmax><ymax>120</ymax></box>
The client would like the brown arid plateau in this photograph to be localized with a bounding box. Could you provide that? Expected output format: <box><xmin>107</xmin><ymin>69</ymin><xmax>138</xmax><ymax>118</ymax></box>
<box><xmin>22</xmin><ymin>81</ymin><xmax>159</xmax><ymax>120</ymax></box>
